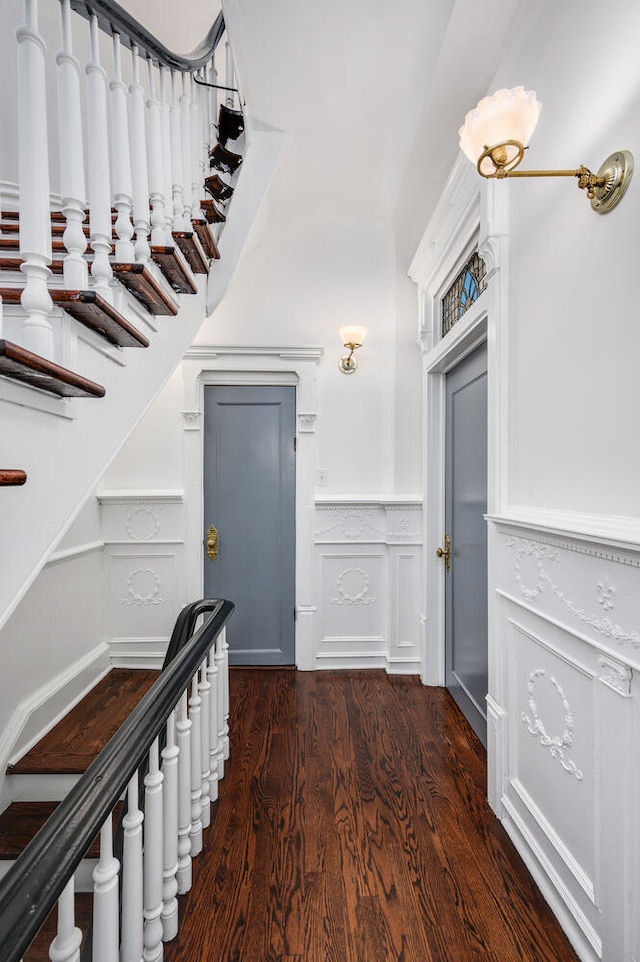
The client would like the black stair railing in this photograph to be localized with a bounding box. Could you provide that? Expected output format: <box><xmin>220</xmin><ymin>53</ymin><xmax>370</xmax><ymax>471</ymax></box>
<box><xmin>0</xmin><ymin>597</ymin><xmax>234</xmax><ymax>962</ymax></box>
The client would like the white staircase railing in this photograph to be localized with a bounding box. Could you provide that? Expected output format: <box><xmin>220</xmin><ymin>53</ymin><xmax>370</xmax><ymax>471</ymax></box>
<box><xmin>0</xmin><ymin>598</ymin><xmax>233</xmax><ymax>962</ymax></box>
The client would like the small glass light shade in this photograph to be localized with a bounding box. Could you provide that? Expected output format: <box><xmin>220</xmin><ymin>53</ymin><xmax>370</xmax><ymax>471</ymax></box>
<box><xmin>459</xmin><ymin>86</ymin><xmax>542</xmax><ymax>176</ymax></box>
<box><xmin>339</xmin><ymin>325</ymin><xmax>368</xmax><ymax>346</ymax></box>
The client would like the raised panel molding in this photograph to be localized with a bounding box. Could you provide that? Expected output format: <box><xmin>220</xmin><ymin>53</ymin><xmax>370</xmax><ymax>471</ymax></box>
<box><xmin>315</xmin><ymin>501</ymin><xmax>422</xmax><ymax>672</ymax></box>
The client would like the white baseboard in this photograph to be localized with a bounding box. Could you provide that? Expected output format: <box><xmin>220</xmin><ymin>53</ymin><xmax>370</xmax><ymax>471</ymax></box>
<box><xmin>108</xmin><ymin>636</ymin><xmax>168</xmax><ymax>669</ymax></box>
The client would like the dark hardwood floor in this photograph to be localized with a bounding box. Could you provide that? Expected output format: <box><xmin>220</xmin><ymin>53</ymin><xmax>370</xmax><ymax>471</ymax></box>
<box><xmin>166</xmin><ymin>669</ymin><xmax>579</xmax><ymax>962</ymax></box>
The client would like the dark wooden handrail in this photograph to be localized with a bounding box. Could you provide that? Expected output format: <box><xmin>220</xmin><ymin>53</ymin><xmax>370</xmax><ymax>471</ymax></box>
<box><xmin>0</xmin><ymin>470</ymin><xmax>27</xmax><ymax>486</ymax></box>
<box><xmin>68</xmin><ymin>0</ymin><xmax>225</xmax><ymax>72</ymax></box>
<box><xmin>0</xmin><ymin>598</ymin><xmax>234</xmax><ymax>962</ymax></box>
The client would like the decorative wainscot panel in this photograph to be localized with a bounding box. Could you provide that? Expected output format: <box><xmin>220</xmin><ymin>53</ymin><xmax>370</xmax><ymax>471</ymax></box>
<box><xmin>315</xmin><ymin>501</ymin><xmax>422</xmax><ymax>671</ymax></box>
<box><xmin>489</xmin><ymin>517</ymin><xmax>640</xmax><ymax>962</ymax></box>
<box><xmin>99</xmin><ymin>491</ymin><xmax>186</xmax><ymax>666</ymax></box>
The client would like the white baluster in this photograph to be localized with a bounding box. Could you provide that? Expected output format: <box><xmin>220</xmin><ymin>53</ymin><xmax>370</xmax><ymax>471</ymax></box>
<box><xmin>225</xmin><ymin>41</ymin><xmax>235</xmax><ymax>109</ymax></box>
<box><xmin>48</xmin><ymin>877</ymin><xmax>81</xmax><ymax>962</ymax></box>
<box><xmin>110</xmin><ymin>34</ymin><xmax>135</xmax><ymax>262</ymax></box>
<box><xmin>56</xmin><ymin>0</ymin><xmax>87</xmax><ymax>291</ymax></box>
<box><xmin>146</xmin><ymin>59</ymin><xmax>168</xmax><ymax>247</ymax></box>
<box><xmin>17</xmin><ymin>0</ymin><xmax>53</xmax><ymax>357</ymax></box>
<box><xmin>215</xmin><ymin>632</ymin><xmax>225</xmax><ymax>780</ymax></box>
<box><xmin>176</xmin><ymin>690</ymin><xmax>192</xmax><ymax>894</ymax></box>
<box><xmin>188</xmin><ymin>673</ymin><xmax>203</xmax><ymax>857</ymax></box>
<box><xmin>161</xmin><ymin>711</ymin><xmax>179</xmax><ymax>942</ymax></box>
<box><xmin>92</xmin><ymin>815</ymin><xmax>120</xmax><ymax>962</ymax></box>
<box><xmin>121</xmin><ymin>772</ymin><xmax>144</xmax><ymax>962</ymax></box>
<box><xmin>190</xmin><ymin>73</ymin><xmax>203</xmax><ymax>216</ymax></box>
<box><xmin>198</xmin><ymin>659</ymin><xmax>211</xmax><ymax>830</ymax></box>
<box><xmin>180</xmin><ymin>73</ymin><xmax>193</xmax><ymax>226</ymax></box>
<box><xmin>86</xmin><ymin>14</ymin><xmax>113</xmax><ymax>300</ymax></box>
<box><xmin>207</xmin><ymin>58</ymin><xmax>218</xmax><ymax>152</ymax></box>
<box><xmin>207</xmin><ymin>647</ymin><xmax>219</xmax><ymax>803</ymax></box>
<box><xmin>222</xmin><ymin>628</ymin><xmax>230</xmax><ymax>761</ymax></box>
<box><xmin>128</xmin><ymin>46</ymin><xmax>151</xmax><ymax>264</ymax></box>
<box><xmin>143</xmin><ymin>739</ymin><xmax>164</xmax><ymax>962</ymax></box>
<box><xmin>169</xmin><ymin>71</ymin><xmax>185</xmax><ymax>232</ymax></box>
<box><xmin>158</xmin><ymin>66</ymin><xmax>174</xmax><ymax>244</ymax></box>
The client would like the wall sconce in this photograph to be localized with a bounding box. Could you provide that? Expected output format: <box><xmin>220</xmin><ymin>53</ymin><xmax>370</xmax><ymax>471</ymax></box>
<box><xmin>459</xmin><ymin>86</ymin><xmax>633</xmax><ymax>213</ymax></box>
<box><xmin>338</xmin><ymin>325</ymin><xmax>367</xmax><ymax>374</ymax></box>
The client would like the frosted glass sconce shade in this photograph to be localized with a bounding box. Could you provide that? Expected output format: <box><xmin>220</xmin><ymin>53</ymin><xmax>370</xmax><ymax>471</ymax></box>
<box><xmin>338</xmin><ymin>326</ymin><xmax>367</xmax><ymax>374</ymax></box>
<box><xmin>459</xmin><ymin>86</ymin><xmax>542</xmax><ymax>176</ymax></box>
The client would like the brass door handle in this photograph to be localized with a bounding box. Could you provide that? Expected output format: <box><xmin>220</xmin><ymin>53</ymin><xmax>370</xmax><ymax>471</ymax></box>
<box><xmin>206</xmin><ymin>524</ymin><xmax>219</xmax><ymax>562</ymax></box>
<box><xmin>436</xmin><ymin>533</ymin><xmax>451</xmax><ymax>571</ymax></box>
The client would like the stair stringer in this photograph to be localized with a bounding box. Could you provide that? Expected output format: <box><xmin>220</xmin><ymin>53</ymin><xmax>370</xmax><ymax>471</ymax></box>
<box><xmin>0</xmin><ymin>122</ymin><xmax>284</xmax><ymax>640</ymax></box>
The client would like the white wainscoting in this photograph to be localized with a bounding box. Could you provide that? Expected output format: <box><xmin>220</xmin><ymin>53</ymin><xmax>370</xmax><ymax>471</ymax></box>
<box><xmin>315</xmin><ymin>500</ymin><xmax>422</xmax><ymax>671</ymax></box>
<box><xmin>488</xmin><ymin>513</ymin><xmax>640</xmax><ymax>962</ymax></box>
<box><xmin>99</xmin><ymin>491</ymin><xmax>186</xmax><ymax>667</ymax></box>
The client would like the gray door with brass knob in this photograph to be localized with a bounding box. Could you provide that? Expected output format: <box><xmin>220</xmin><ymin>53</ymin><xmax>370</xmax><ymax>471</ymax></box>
<box><xmin>203</xmin><ymin>385</ymin><xmax>296</xmax><ymax>665</ymax></box>
<box><xmin>443</xmin><ymin>341</ymin><xmax>488</xmax><ymax>746</ymax></box>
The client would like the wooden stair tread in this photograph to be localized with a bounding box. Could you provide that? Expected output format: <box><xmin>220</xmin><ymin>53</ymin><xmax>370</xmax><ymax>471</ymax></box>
<box><xmin>112</xmin><ymin>262</ymin><xmax>178</xmax><ymax>316</ymax></box>
<box><xmin>204</xmin><ymin>173</ymin><xmax>234</xmax><ymax>203</ymax></box>
<box><xmin>0</xmin><ymin>801</ymin><xmax>122</xmax><ymax>859</ymax></box>
<box><xmin>172</xmin><ymin>231</ymin><xmax>209</xmax><ymax>274</ymax></box>
<box><xmin>150</xmin><ymin>244</ymin><xmax>198</xmax><ymax>294</ymax></box>
<box><xmin>0</xmin><ymin>340</ymin><xmax>105</xmax><ymax>398</ymax></box>
<box><xmin>0</xmin><ymin>287</ymin><xmax>149</xmax><ymax>349</ymax></box>
<box><xmin>0</xmin><ymin>256</ymin><xmax>23</xmax><ymax>272</ymax></box>
<box><xmin>217</xmin><ymin>102</ymin><xmax>245</xmax><ymax>146</ymax></box>
<box><xmin>10</xmin><ymin>669</ymin><xmax>158</xmax><ymax>774</ymax></box>
<box><xmin>192</xmin><ymin>220</ymin><xmax>220</xmax><ymax>260</ymax></box>
<box><xmin>23</xmin><ymin>892</ymin><xmax>92</xmax><ymax>962</ymax></box>
<box><xmin>199</xmin><ymin>198</ymin><xmax>226</xmax><ymax>225</ymax></box>
<box><xmin>0</xmin><ymin>236</ymin><xmax>68</xmax><ymax>253</ymax></box>
<box><xmin>0</xmin><ymin>469</ymin><xmax>27</xmax><ymax>486</ymax></box>
<box><xmin>209</xmin><ymin>142</ymin><xmax>243</xmax><ymax>175</ymax></box>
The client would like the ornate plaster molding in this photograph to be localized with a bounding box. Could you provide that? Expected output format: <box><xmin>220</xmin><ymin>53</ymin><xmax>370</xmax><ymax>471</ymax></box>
<box><xmin>331</xmin><ymin>568</ymin><xmax>376</xmax><ymax>606</ymax></box>
<box><xmin>597</xmin><ymin>655</ymin><xmax>633</xmax><ymax>697</ymax></box>
<box><xmin>521</xmin><ymin>668</ymin><xmax>584</xmax><ymax>781</ymax></box>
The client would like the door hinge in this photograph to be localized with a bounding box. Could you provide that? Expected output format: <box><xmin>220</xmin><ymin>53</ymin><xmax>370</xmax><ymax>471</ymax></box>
<box><xmin>293</xmin><ymin>437</ymin><xmax>297</xmax><ymax>453</ymax></box>
<box><xmin>294</xmin><ymin>606</ymin><xmax>297</xmax><ymax>622</ymax></box>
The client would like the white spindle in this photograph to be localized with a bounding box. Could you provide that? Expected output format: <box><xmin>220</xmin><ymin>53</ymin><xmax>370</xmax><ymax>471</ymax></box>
<box><xmin>86</xmin><ymin>15</ymin><xmax>113</xmax><ymax>300</ymax></box>
<box><xmin>48</xmin><ymin>877</ymin><xmax>81</xmax><ymax>962</ymax></box>
<box><xmin>146</xmin><ymin>59</ymin><xmax>168</xmax><ymax>247</ymax></box>
<box><xmin>120</xmin><ymin>772</ymin><xmax>144</xmax><ymax>962</ymax></box>
<box><xmin>92</xmin><ymin>816</ymin><xmax>120</xmax><ymax>962</ymax></box>
<box><xmin>17</xmin><ymin>0</ymin><xmax>54</xmax><ymax>357</ymax></box>
<box><xmin>215</xmin><ymin>632</ymin><xmax>225</xmax><ymax>780</ymax></box>
<box><xmin>176</xmin><ymin>690</ymin><xmax>192</xmax><ymax>894</ymax></box>
<box><xmin>128</xmin><ymin>46</ymin><xmax>151</xmax><ymax>263</ymax></box>
<box><xmin>225</xmin><ymin>41</ymin><xmax>234</xmax><ymax>108</ymax></box>
<box><xmin>161</xmin><ymin>711</ymin><xmax>179</xmax><ymax>942</ymax></box>
<box><xmin>188</xmin><ymin>673</ymin><xmax>203</xmax><ymax>857</ymax></box>
<box><xmin>222</xmin><ymin>628</ymin><xmax>230</xmax><ymax>761</ymax></box>
<box><xmin>169</xmin><ymin>71</ymin><xmax>185</xmax><ymax>231</ymax></box>
<box><xmin>190</xmin><ymin>74</ymin><xmax>203</xmax><ymax>216</ymax></box>
<box><xmin>158</xmin><ymin>66</ymin><xmax>174</xmax><ymax>243</ymax></box>
<box><xmin>143</xmin><ymin>739</ymin><xmax>164</xmax><ymax>962</ymax></box>
<box><xmin>207</xmin><ymin>58</ymin><xmax>218</xmax><ymax>151</ymax></box>
<box><xmin>207</xmin><ymin>647</ymin><xmax>219</xmax><ymax>803</ymax></box>
<box><xmin>110</xmin><ymin>35</ymin><xmax>135</xmax><ymax>262</ymax></box>
<box><xmin>198</xmin><ymin>659</ymin><xmax>211</xmax><ymax>829</ymax></box>
<box><xmin>180</xmin><ymin>73</ymin><xmax>193</xmax><ymax>226</ymax></box>
<box><xmin>56</xmin><ymin>0</ymin><xmax>88</xmax><ymax>291</ymax></box>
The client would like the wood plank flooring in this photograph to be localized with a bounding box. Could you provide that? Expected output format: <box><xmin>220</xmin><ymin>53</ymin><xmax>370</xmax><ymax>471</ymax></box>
<box><xmin>166</xmin><ymin>669</ymin><xmax>579</xmax><ymax>962</ymax></box>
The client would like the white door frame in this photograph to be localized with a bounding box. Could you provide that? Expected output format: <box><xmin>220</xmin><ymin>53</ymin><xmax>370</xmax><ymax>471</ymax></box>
<box><xmin>181</xmin><ymin>345</ymin><xmax>323</xmax><ymax>670</ymax></box>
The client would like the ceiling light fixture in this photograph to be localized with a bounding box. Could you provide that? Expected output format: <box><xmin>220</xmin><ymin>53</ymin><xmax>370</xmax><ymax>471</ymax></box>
<box><xmin>459</xmin><ymin>86</ymin><xmax>633</xmax><ymax>213</ymax></box>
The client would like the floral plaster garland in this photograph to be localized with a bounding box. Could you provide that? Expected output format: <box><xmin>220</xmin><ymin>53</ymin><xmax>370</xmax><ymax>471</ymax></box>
<box><xmin>331</xmin><ymin>568</ymin><xmax>376</xmax><ymax>606</ymax></box>
<box><xmin>123</xmin><ymin>568</ymin><xmax>167</xmax><ymax>606</ymax></box>
<box><xmin>506</xmin><ymin>537</ymin><xmax>640</xmax><ymax>649</ymax></box>
<box><xmin>521</xmin><ymin>668</ymin><xmax>584</xmax><ymax>781</ymax></box>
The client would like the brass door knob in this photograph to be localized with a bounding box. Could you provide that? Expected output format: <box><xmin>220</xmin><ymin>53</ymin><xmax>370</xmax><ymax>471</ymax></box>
<box><xmin>436</xmin><ymin>533</ymin><xmax>451</xmax><ymax>571</ymax></box>
<box><xmin>206</xmin><ymin>524</ymin><xmax>219</xmax><ymax>562</ymax></box>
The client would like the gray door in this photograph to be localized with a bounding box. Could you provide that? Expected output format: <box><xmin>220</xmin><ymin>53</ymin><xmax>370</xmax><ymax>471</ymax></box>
<box><xmin>444</xmin><ymin>342</ymin><xmax>488</xmax><ymax>746</ymax></box>
<box><xmin>203</xmin><ymin>386</ymin><xmax>296</xmax><ymax>665</ymax></box>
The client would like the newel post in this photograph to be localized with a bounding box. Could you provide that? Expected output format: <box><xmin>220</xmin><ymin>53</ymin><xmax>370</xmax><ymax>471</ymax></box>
<box><xmin>17</xmin><ymin>0</ymin><xmax>53</xmax><ymax>357</ymax></box>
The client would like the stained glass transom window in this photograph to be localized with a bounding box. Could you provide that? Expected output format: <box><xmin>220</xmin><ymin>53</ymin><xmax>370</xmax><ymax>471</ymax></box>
<box><xmin>441</xmin><ymin>252</ymin><xmax>487</xmax><ymax>337</ymax></box>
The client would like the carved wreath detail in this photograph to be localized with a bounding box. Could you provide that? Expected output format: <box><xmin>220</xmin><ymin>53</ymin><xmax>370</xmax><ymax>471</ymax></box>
<box><xmin>331</xmin><ymin>568</ymin><xmax>376</xmax><ymax>606</ymax></box>
<box><xmin>521</xmin><ymin>669</ymin><xmax>583</xmax><ymax>781</ymax></box>
<box><xmin>123</xmin><ymin>568</ymin><xmax>167</xmax><ymax>607</ymax></box>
